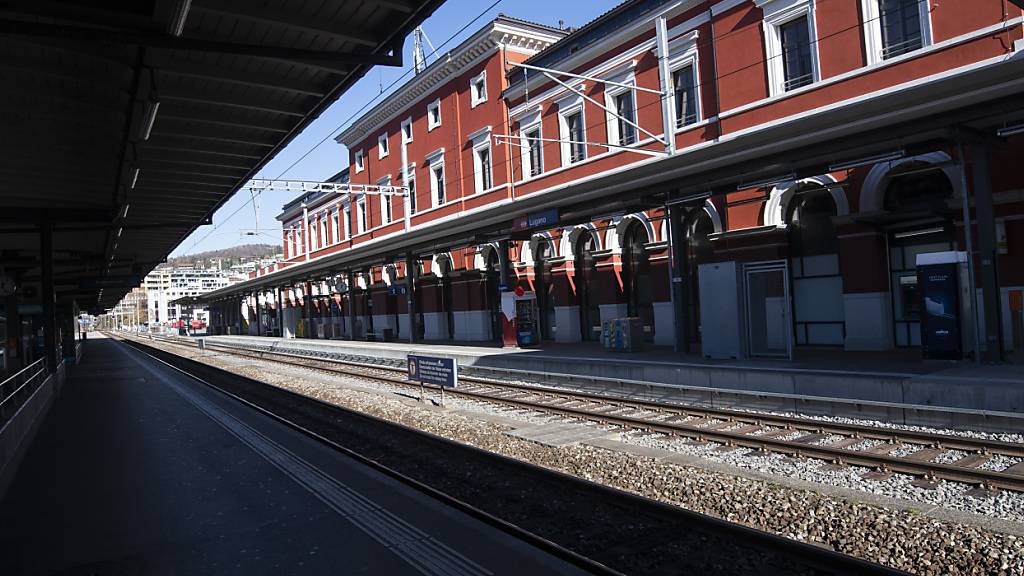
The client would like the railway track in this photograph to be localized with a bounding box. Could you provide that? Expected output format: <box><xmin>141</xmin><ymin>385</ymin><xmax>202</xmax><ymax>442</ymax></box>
<box><xmin>113</xmin><ymin>333</ymin><xmax>906</xmax><ymax>576</ymax></box>
<box><xmin>141</xmin><ymin>334</ymin><xmax>1024</xmax><ymax>493</ymax></box>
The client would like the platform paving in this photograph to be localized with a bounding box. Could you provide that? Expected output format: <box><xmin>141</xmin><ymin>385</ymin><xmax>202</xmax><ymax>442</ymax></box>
<box><xmin>0</xmin><ymin>335</ymin><xmax>594</xmax><ymax>575</ymax></box>
<box><xmin>202</xmin><ymin>335</ymin><xmax>1024</xmax><ymax>414</ymax></box>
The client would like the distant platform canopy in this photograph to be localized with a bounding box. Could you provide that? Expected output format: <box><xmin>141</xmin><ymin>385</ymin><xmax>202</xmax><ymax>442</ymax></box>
<box><xmin>0</xmin><ymin>0</ymin><xmax>445</xmax><ymax>313</ymax></box>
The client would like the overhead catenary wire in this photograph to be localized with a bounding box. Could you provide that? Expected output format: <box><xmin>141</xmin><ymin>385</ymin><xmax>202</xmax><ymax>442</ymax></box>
<box><xmin>188</xmin><ymin>0</ymin><xmax>936</xmax><ymax>253</ymax></box>
<box><xmin>185</xmin><ymin>0</ymin><xmax>505</xmax><ymax>253</ymax></box>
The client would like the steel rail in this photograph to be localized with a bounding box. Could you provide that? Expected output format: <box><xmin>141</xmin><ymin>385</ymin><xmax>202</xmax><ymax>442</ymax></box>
<box><xmin>141</xmin><ymin>335</ymin><xmax>1024</xmax><ymax>492</ymax></box>
<box><xmin>115</xmin><ymin>333</ymin><xmax>907</xmax><ymax>576</ymax></box>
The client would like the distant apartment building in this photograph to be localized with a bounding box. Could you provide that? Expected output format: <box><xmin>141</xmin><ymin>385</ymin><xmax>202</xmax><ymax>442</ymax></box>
<box><xmin>146</xmin><ymin>267</ymin><xmax>232</xmax><ymax>327</ymax></box>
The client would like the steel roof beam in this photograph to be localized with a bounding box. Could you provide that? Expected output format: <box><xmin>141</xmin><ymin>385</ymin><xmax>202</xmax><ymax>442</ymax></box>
<box><xmin>147</xmin><ymin>54</ymin><xmax>327</xmax><ymax>98</ymax></box>
<box><xmin>160</xmin><ymin>88</ymin><xmax>309</xmax><ymax>117</ymax></box>
<box><xmin>251</xmin><ymin>56</ymin><xmax>351</xmax><ymax>76</ymax></box>
<box><xmin>137</xmin><ymin>175</ymin><xmax>235</xmax><ymax>189</ymax></box>
<box><xmin>364</xmin><ymin>0</ymin><xmax>417</xmax><ymax>13</ymax></box>
<box><xmin>191</xmin><ymin>1</ymin><xmax>382</xmax><ymax>47</ymax></box>
<box><xmin>141</xmin><ymin>168</ymin><xmax>245</xmax><ymax>181</ymax></box>
<box><xmin>147</xmin><ymin>131</ymin><xmax>277</xmax><ymax>149</ymax></box>
<box><xmin>156</xmin><ymin>112</ymin><xmax>292</xmax><ymax>133</ymax></box>
<box><xmin>139</xmin><ymin>157</ymin><xmax>252</xmax><ymax>171</ymax></box>
<box><xmin>0</xmin><ymin>20</ymin><xmax>403</xmax><ymax>66</ymax></box>
<box><xmin>140</xmin><ymin>144</ymin><xmax>262</xmax><ymax>160</ymax></box>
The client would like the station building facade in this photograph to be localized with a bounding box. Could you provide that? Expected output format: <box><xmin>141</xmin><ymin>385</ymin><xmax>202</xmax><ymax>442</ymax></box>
<box><xmin>227</xmin><ymin>0</ymin><xmax>1024</xmax><ymax>361</ymax></box>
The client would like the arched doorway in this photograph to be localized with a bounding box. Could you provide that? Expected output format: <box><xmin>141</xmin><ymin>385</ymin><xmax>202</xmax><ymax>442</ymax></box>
<box><xmin>786</xmin><ymin>185</ymin><xmax>844</xmax><ymax>346</ymax></box>
<box><xmin>574</xmin><ymin>231</ymin><xmax>600</xmax><ymax>341</ymax></box>
<box><xmin>534</xmin><ymin>239</ymin><xmax>556</xmax><ymax>340</ymax></box>
<box><xmin>622</xmin><ymin>222</ymin><xmax>655</xmax><ymax>342</ymax></box>
<box><xmin>883</xmin><ymin>163</ymin><xmax>956</xmax><ymax>347</ymax></box>
<box><xmin>484</xmin><ymin>248</ymin><xmax>502</xmax><ymax>343</ymax></box>
<box><xmin>684</xmin><ymin>208</ymin><xmax>715</xmax><ymax>348</ymax></box>
<box><xmin>436</xmin><ymin>255</ymin><xmax>455</xmax><ymax>340</ymax></box>
<box><xmin>385</xmin><ymin>266</ymin><xmax>400</xmax><ymax>340</ymax></box>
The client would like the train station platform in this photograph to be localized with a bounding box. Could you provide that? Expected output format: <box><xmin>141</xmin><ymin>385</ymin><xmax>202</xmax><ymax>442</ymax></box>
<box><xmin>202</xmin><ymin>335</ymin><xmax>1024</xmax><ymax>415</ymax></box>
<box><xmin>0</xmin><ymin>334</ymin><xmax>593</xmax><ymax>575</ymax></box>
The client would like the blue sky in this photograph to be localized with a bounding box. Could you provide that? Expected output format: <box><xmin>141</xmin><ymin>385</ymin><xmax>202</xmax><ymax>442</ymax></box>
<box><xmin>171</xmin><ymin>0</ymin><xmax>619</xmax><ymax>256</ymax></box>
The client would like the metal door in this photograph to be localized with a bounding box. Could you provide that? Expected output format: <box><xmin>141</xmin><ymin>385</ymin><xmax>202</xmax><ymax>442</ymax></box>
<box><xmin>744</xmin><ymin>261</ymin><xmax>792</xmax><ymax>359</ymax></box>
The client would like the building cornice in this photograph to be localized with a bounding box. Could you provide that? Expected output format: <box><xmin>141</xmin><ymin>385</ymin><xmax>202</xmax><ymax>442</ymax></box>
<box><xmin>336</xmin><ymin>18</ymin><xmax>564</xmax><ymax>148</ymax></box>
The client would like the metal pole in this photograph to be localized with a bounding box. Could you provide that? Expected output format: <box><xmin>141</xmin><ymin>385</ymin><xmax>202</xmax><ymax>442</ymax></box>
<box><xmin>276</xmin><ymin>286</ymin><xmax>283</xmax><ymax>338</ymax></box>
<box><xmin>970</xmin><ymin>140</ymin><xmax>1003</xmax><ymax>362</ymax></box>
<box><xmin>347</xmin><ymin>271</ymin><xmax>358</xmax><ymax>341</ymax></box>
<box><xmin>402</xmin><ymin>131</ymin><xmax>411</xmax><ymax>234</ymax></box>
<box><xmin>656</xmin><ymin>16</ymin><xmax>677</xmax><ymax>156</ymax></box>
<box><xmin>41</xmin><ymin>220</ymin><xmax>56</xmax><ymax>372</ymax></box>
<box><xmin>302</xmin><ymin>203</ymin><xmax>310</xmax><ymax>262</ymax></box>
<box><xmin>666</xmin><ymin>203</ymin><xmax>688</xmax><ymax>353</ymax></box>
<box><xmin>406</xmin><ymin>252</ymin><xmax>418</xmax><ymax>344</ymax></box>
<box><xmin>956</xmin><ymin>141</ymin><xmax>982</xmax><ymax>364</ymax></box>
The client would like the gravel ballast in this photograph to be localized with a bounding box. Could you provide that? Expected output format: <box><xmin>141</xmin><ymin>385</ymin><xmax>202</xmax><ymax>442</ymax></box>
<box><xmin>134</xmin><ymin>336</ymin><xmax>1024</xmax><ymax>575</ymax></box>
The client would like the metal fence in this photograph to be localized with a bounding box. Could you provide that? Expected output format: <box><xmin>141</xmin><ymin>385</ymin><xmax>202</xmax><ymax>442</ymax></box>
<box><xmin>0</xmin><ymin>358</ymin><xmax>49</xmax><ymax>428</ymax></box>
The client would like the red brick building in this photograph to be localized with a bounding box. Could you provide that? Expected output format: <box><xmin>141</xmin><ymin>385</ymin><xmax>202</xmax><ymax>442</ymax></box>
<box><xmin>216</xmin><ymin>0</ymin><xmax>1024</xmax><ymax>362</ymax></box>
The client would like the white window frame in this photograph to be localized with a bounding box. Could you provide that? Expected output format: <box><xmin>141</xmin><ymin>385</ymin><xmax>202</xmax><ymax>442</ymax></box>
<box><xmin>342</xmin><ymin>203</ymin><xmax>351</xmax><ymax>239</ymax></box>
<box><xmin>356</xmin><ymin>195</ymin><xmax>367</xmax><ymax>233</ymax></box>
<box><xmin>426</xmin><ymin>148</ymin><xmax>445</xmax><ymax>207</ymax></box>
<box><xmin>602</xmin><ymin>67</ymin><xmax>639</xmax><ymax>147</ymax></box>
<box><xmin>331</xmin><ymin>209</ymin><xmax>340</xmax><ymax>244</ymax></box>
<box><xmin>309</xmin><ymin>216</ymin><xmax>318</xmax><ymax>248</ymax></box>
<box><xmin>377</xmin><ymin>132</ymin><xmax>389</xmax><ymax>158</ymax></box>
<box><xmin>401</xmin><ymin>116</ymin><xmax>413</xmax><ymax>144</ymax></box>
<box><xmin>403</xmin><ymin>163</ymin><xmax>417</xmax><ymax>214</ymax></box>
<box><xmin>426</xmin><ymin>98</ymin><xmax>442</xmax><ymax>131</ymax></box>
<box><xmin>557</xmin><ymin>90</ymin><xmax>587</xmax><ymax>166</ymax></box>
<box><xmin>517</xmin><ymin>107</ymin><xmax>544</xmax><ymax>180</ymax></box>
<box><xmin>354</xmin><ymin>149</ymin><xmax>364</xmax><ymax>173</ymax></box>
<box><xmin>377</xmin><ymin>175</ymin><xmax>393</xmax><ymax>224</ymax></box>
<box><xmin>757</xmin><ymin>0</ymin><xmax>820</xmax><ymax>97</ymax></box>
<box><xmin>860</xmin><ymin>0</ymin><xmax>932</xmax><ymax>66</ymax></box>
<box><xmin>470</xmin><ymin>70</ymin><xmax>487</xmax><ymax>108</ymax></box>
<box><xmin>666</xmin><ymin>30</ymin><xmax>702</xmax><ymax>130</ymax></box>
<box><xmin>468</xmin><ymin>126</ymin><xmax>492</xmax><ymax>194</ymax></box>
<box><xmin>319</xmin><ymin>215</ymin><xmax>327</xmax><ymax>247</ymax></box>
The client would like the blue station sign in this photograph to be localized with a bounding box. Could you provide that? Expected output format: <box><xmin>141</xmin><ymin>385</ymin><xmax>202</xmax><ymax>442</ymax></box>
<box><xmin>512</xmin><ymin>208</ymin><xmax>559</xmax><ymax>232</ymax></box>
<box><xmin>407</xmin><ymin>354</ymin><xmax>458</xmax><ymax>388</ymax></box>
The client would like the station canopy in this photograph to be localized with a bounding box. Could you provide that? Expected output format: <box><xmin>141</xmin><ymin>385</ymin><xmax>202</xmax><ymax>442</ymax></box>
<box><xmin>0</xmin><ymin>0</ymin><xmax>443</xmax><ymax>313</ymax></box>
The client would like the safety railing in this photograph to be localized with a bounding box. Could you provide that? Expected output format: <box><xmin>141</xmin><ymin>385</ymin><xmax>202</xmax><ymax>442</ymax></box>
<box><xmin>0</xmin><ymin>358</ymin><xmax>48</xmax><ymax>428</ymax></box>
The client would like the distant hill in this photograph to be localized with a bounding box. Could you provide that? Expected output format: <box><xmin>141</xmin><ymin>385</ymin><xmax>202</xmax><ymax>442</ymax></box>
<box><xmin>167</xmin><ymin>244</ymin><xmax>280</xmax><ymax>269</ymax></box>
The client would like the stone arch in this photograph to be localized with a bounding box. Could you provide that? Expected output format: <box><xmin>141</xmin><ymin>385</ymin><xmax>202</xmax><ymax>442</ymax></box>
<box><xmin>473</xmin><ymin>243</ymin><xmax>500</xmax><ymax>271</ymax></box>
<box><xmin>607</xmin><ymin>213</ymin><xmax>656</xmax><ymax>252</ymax></box>
<box><xmin>765</xmin><ymin>175</ymin><xmax>849</xmax><ymax>227</ymax></box>
<box><xmin>560</xmin><ymin>224</ymin><xmax>601</xmax><ymax>259</ymax></box>
<box><xmin>383</xmin><ymin>264</ymin><xmax>398</xmax><ymax>286</ymax></box>
<box><xmin>521</xmin><ymin>232</ymin><xmax>556</xmax><ymax>267</ymax></box>
<box><xmin>701</xmin><ymin>199</ymin><xmax>723</xmax><ymax>235</ymax></box>
<box><xmin>430</xmin><ymin>252</ymin><xmax>454</xmax><ymax>277</ymax></box>
<box><xmin>859</xmin><ymin>151</ymin><xmax>962</xmax><ymax>213</ymax></box>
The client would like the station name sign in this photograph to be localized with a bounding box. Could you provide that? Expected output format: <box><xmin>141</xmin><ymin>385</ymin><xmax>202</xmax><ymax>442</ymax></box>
<box><xmin>512</xmin><ymin>208</ymin><xmax>559</xmax><ymax>232</ymax></box>
<box><xmin>407</xmin><ymin>354</ymin><xmax>458</xmax><ymax>388</ymax></box>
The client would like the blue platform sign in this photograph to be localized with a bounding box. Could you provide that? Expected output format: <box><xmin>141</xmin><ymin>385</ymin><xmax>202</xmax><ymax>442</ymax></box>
<box><xmin>388</xmin><ymin>285</ymin><xmax>408</xmax><ymax>296</ymax></box>
<box><xmin>527</xmin><ymin>208</ymin><xmax>559</xmax><ymax>229</ymax></box>
<box><xmin>407</xmin><ymin>355</ymin><xmax>458</xmax><ymax>388</ymax></box>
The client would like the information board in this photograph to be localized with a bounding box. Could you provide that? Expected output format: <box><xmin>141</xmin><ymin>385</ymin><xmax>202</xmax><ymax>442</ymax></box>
<box><xmin>918</xmin><ymin>262</ymin><xmax>962</xmax><ymax>359</ymax></box>
<box><xmin>407</xmin><ymin>355</ymin><xmax>458</xmax><ymax>388</ymax></box>
<box><xmin>514</xmin><ymin>294</ymin><xmax>538</xmax><ymax>347</ymax></box>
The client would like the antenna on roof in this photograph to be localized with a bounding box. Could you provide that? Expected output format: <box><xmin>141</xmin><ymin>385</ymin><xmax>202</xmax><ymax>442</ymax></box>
<box><xmin>413</xmin><ymin>26</ymin><xmax>437</xmax><ymax>75</ymax></box>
